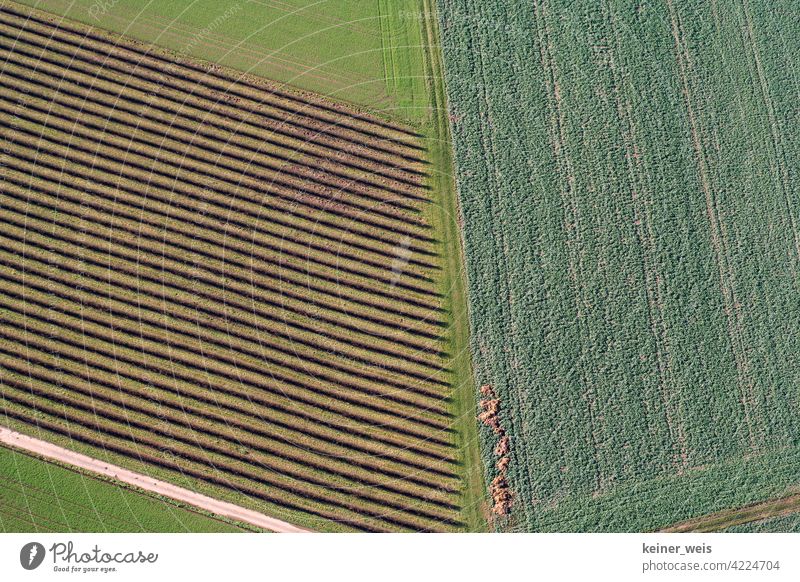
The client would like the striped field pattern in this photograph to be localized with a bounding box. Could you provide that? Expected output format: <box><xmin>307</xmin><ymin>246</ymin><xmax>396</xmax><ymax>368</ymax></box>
<box><xmin>0</xmin><ymin>1</ymin><xmax>463</xmax><ymax>532</ymax></box>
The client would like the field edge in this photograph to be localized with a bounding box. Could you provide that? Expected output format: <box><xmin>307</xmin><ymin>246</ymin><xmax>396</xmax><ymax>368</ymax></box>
<box><xmin>0</xmin><ymin>441</ymin><xmax>254</xmax><ymax>532</ymax></box>
<box><xmin>0</xmin><ymin>0</ymin><xmax>423</xmax><ymax>129</ymax></box>
<box><xmin>420</xmin><ymin>0</ymin><xmax>488</xmax><ymax>532</ymax></box>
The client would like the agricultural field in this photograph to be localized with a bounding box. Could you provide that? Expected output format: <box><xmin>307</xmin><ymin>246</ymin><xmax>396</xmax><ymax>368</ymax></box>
<box><xmin>438</xmin><ymin>0</ymin><xmax>800</xmax><ymax>531</ymax></box>
<box><xmin>0</xmin><ymin>0</ymin><xmax>475</xmax><ymax>532</ymax></box>
<box><xmin>12</xmin><ymin>0</ymin><xmax>429</xmax><ymax>120</ymax></box>
<box><xmin>0</xmin><ymin>445</ymin><xmax>244</xmax><ymax>532</ymax></box>
<box><xmin>662</xmin><ymin>492</ymin><xmax>800</xmax><ymax>532</ymax></box>
<box><xmin>725</xmin><ymin>514</ymin><xmax>800</xmax><ymax>533</ymax></box>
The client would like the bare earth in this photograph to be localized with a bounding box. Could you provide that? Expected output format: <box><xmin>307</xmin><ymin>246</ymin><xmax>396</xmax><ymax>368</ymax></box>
<box><xmin>0</xmin><ymin>425</ymin><xmax>311</xmax><ymax>533</ymax></box>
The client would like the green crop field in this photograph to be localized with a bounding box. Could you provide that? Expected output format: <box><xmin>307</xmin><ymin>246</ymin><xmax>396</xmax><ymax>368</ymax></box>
<box><xmin>438</xmin><ymin>0</ymin><xmax>800</xmax><ymax>531</ymax></box>
<box><xmin>13</xmin><ymin>0</ymin><xmax>429</xmax><ymax>120</ymax></box>
<box><xmin>725</xmin><ymin>514</ymin><xmax>800</xmax><ymax>533</ymax></box>
<box><xmin>0</xmin><ymin>445</ymin><xmax>244</xmax><ymax>532</ymax></box>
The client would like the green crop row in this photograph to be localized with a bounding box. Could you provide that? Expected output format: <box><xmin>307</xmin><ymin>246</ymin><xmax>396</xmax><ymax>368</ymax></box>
<box><xmin>438</xmin><ymin>0</ymin><xmax>800</xmax><ymax>531</ymax></box>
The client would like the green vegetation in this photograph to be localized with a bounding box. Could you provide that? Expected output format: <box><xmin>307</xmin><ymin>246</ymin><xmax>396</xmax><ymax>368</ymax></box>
<box><xmin>0</xmin><ymin>445</ymin><xmax>244</xmax><ymax>532</ymax></box>
<box><xmin>437</xmin><ymin>0</ymin><xmax>800</xmax><ymax>531</ymax></box>
<box><xmin>661</xmin><ymin>490</ymin><xmax>800</xmax><ymax>532</ymax></box>
<box><xmin>725</xmin><ymin>514</ymin><xmax>800</xmax><ymax>533</ymax></box>
<box><xmin>13</xmin><ymin>0</ymin><xmax>429</xmax><ymax>120</ymax></box>
<box><xmin>417</xmin><ymin>0</ymin><xmax>487</xmax><ymax>531</ymax></box>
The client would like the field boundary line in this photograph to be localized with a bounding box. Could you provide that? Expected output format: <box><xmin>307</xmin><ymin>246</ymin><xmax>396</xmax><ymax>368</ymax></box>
<box><xmin>660</xmin><ymin>491</ymin><xmax>800</xmax><ymax>532</ymax></box>
<box><xmin>0</xmin><ymin>0</ymin><xmax>389</xmax><ymax>107</ymax></box>
<box><xmin>0</xmin><ymin>426</ymin><xmax>312</xmax><ymax>533</ymax></box>
<box><xmin>419</xmin><ymin>0</ymin><xmax>488</xmax><ymax>530</ymax></box>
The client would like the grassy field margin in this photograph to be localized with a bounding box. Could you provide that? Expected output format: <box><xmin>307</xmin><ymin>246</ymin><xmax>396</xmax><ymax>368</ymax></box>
<box><xmin>0</xmin><ymin>443</ymin><xmax>249</xmax><ymax>532</ymax></box>
<box><xmin>418</xmin><ymin>0</ymin><xmax>487</xmax><ymax>532</ymax></box>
